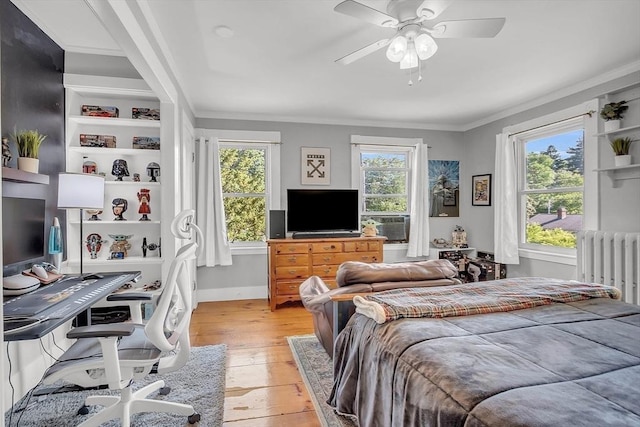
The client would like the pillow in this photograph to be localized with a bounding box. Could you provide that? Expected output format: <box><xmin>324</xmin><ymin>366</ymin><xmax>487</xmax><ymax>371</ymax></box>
<box><xmin>336</xmin><ymin>259</ymin><xmax>459</xmax><ymax>287</ymax></box>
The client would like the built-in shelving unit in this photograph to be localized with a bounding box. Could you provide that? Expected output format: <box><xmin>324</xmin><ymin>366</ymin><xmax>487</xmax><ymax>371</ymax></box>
<box><xmin>1</xmin><ymin>167</ymin><xmax>50</xmax><ymax>184</ymax></box>
<box><xmin>64</xmin><ymin>74</ymin><xmax>164</xmax><ymax>283</ymax></box>
<box><xmin>595</xmin><ymin>85</ymin><xmax>640</xmax><ymax>187</ymax></box>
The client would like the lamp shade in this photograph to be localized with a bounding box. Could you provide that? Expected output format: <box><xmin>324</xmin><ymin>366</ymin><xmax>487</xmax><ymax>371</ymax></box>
<box><xmin>57</xmin><ymin>173</ymin><xmax>105</xmax><ymax>209</ymax></box>
<box><xmin>415</xmin><ymin>33</ymin><xmax>438</xmax><ymax>60</ymax></box>
<box><xmin>386</xmin><ymin>35</ymin><xmax>407</xmax><ymax>62</ymax></box>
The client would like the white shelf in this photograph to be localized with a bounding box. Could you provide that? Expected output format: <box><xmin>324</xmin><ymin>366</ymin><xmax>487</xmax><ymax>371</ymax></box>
<box><xmin>69</xmin><ymin>146</ymin><xmax>161</xmax><ymax>156</ymax></box>
<box><xmin>105</xmin><ymin>181</ymin><xmax>161</xmax><ymax>187</ymax></box>
<box><xmin>594</xmin><ymin>124</ymin><xmax>640</xmax><ymax>138</ymax></box>
<box><xmin>69</xmin><ymin>115</ymin><xmax>160</xmax><ymax>128</ymax></box>
<box><xmin>594</xmin><ymin>164</ymin><xmax>640</xmax><ymax>187</ymax></box>
<box><xmin>70</xmin><ymin>220</ymin><xmax>161</xmax><ymax>225</ymax></box>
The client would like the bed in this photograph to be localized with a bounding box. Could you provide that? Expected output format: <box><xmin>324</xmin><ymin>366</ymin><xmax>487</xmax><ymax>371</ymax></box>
<box><xmin>328</xmin><ymin>277</ymin><xmax>640</xmax><ymax>426</ymax></box>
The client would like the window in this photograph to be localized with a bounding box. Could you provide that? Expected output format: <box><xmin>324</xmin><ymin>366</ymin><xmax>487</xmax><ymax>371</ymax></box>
<box><xmin>352</xmin><ymin>143</ymin><xmax>414</xmax><ymax>242</ymax></box>
<box><xmin>517</xmin><ymin>119</ymin><xmax>584</xmax><ymax>251</ymax></box>
<box><xmin>218</xmin><ymin>139</ymin><xmax>280</xmax><ymax>245</ymax></box>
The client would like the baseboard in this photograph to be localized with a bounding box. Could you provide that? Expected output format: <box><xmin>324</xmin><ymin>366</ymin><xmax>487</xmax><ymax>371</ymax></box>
<box><xmin>197</xmin><ymin>285</ymin><xmax>267</xmax><ymax>302</ymax></box>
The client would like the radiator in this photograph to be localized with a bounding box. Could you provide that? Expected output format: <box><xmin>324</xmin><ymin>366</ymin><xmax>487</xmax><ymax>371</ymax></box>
<box><xmin>577</xmin><ymin>231</ymin><xmax>640</xmax><ymax>305</ymax></box>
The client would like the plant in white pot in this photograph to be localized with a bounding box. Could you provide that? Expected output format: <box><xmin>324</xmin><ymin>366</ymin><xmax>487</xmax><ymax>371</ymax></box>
<box><xmin>610</xmin><ymin>136</ymin><xmax>634</xmax><ymax>167</ymax></box>
<box><xmin>12</xmin><ymin>129</ymin><xmax>46</xmax><ymax>173</ymax></box>
<box><xmin>600</xmin><ymin>101</ymin><xmax>628</xmax><ymax>132</ymax></box>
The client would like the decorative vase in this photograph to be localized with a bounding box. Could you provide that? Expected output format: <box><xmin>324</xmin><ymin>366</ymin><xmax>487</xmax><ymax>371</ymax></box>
<box><xmin>604</xmin><ymin>120</ymin><xmax>621</xmax><ymax>133</ymax></box>
<box><xmin>18</xmin><ymin>157</ymin><xmax>39</xmax><ymax>173</ymax></box>
<box><xmin>614</xmin><ymin>155</ymin><xmax>631</xmax><ymax>167</ymax></box>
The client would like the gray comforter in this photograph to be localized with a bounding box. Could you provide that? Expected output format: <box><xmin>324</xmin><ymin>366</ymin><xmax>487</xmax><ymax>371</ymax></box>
<box><xmin>329</xmin><ymin>291</ymin><xmax>640</xmax><ymax>426</ymax></box>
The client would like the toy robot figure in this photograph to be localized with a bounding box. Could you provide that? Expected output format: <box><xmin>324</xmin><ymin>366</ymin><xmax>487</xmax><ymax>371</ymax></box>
<box><xmin>85</xmin><ymin>233</ymin><xmax>107</xmax><ymax>259</ymax></box>
<box><xmin>2</xmin><ymin>137</ymin><xmax>12</xmax><ymax>167</ymax></box>
<box><xmin>137</xmin><ymin>188</ymin><xmax>151</xmax><ymax>221</ymax></box>
<box><xmin>112</xmin><ymin>198</ymin><xmax>128</xmax><ymax>221</ymax></box>
<box><xmin>146</xmin><ymin>162</ymin><xmax>160</xmax><ymax>182</ymax></box>
<box><xmin>111</xmin><ymin>159</ymin><xmax>130</xmax><ymax>181</ymax></box>
<box><xmin>141</xmin><ymin>237</ymin><xmax>161</xmax><ymax>258</ymax></box>
<box><xmin>108</xmin><ymin>234</ymin><xmax>133</xmax><ymax>259</ymax></box>
<box><xmin>133</xmin><ymin>173</ymin><xmax>141</xmax><ymax>182</ymax></box>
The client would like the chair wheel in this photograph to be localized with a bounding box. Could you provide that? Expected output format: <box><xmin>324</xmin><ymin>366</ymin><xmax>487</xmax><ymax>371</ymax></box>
<box><xmin>188</xmin><ymin>413</ymin><xmax>201</xmax><ymax>424</ymax></box>
<box><xmin>77</xmin><ymin>405</ymin><xmax>90</xmax><ymax>415</ymax></box>
<box><xmin>159</xmin><ymin>386</ymin><xmax>171</xmax><ymax>395</ymax></box>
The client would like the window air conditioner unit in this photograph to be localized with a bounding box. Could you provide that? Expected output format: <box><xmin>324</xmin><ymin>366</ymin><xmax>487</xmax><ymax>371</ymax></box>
<box><xmin>374</xmin><ymin>216</ymin><xmax>410</xmax><ymax>242</ymax></box>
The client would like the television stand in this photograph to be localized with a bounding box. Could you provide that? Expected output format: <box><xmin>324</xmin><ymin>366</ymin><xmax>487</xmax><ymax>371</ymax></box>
<box><xmin>292</xmin><ymin>231</ymin><xmax>361</xmax><ymax>239</ymax></box>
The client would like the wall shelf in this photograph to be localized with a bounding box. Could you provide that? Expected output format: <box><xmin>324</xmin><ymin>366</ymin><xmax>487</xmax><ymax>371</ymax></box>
<box><xmin>594</xmin><ymin>124</ymin><xmax>640</xmax><ymax>138</ymax></box>
<box><xmin>68</xmin><ymin>146</ymin><xmax>161</xmax><ymax>156</ymax></box>
<box><xmin>69</xmin><ymin>115</ymin><xmax>161</xmax><ymax>128</ymax></box>
<box><xmin>594</xmin><ymin>164</ymin><xmax>640</xmax><ymax>187</ymax></box>
<box><xmin>1</xmin><ymin>167</ymin><xmax>50</xmax><ymax>184</ymax></box>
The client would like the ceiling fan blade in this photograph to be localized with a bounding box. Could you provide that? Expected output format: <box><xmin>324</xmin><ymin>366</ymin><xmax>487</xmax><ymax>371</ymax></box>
<box><xmin>417</xmin><ymin>0</ymin><xmax>453</xmax><ymax>20</ymax></box>
<box><xmin>335</xmin><ymin>38</ymin><xmax>391</xmax><ymax>65</ymax></box>
<box><xmin>432</xmin><ymin>18</ymin><xmax>506</xmax><ymax>38</ymax></box>
<box><xmin>334</xmin><ymin>0</ymin><xmax>398</xmax><ymax>28</ymax></box>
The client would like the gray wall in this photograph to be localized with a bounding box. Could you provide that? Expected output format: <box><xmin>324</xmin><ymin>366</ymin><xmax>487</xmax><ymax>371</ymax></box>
<box><xmin>463</xmin><ymin>71</ymin><xmax>640</xmax><ymax>279</ymax></box>
<box><xmin>195</xmin><ymin>71</ymin><xmax>640</xmax><ymax>298</ymax></box>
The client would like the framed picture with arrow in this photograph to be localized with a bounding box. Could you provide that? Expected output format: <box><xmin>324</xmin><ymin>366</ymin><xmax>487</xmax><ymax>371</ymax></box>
<box><xmin>301</xmin><ymin>147</ymin><xmax>330</xmax><ymax>185</ymax></box>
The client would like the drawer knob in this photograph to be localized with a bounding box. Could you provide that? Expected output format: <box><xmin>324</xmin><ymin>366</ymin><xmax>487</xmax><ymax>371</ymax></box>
<box><xmin>289</xmin><ymin>285</ymin><xmax>296</xmax><ymax>290</ymax></box>
<box><xmin>288</xmin><ymin>256</ymin><xmax>297</xmax><ymax>262</ymax></box>
<box><xmin>323</xmin><ymin>257</ymin><xmax>331</xmax><ymax>262</ymax></box>
<box><xmin>288</xmin><ymin>270</ymin><xmax>296</xmax><ymax>274</ymax></box>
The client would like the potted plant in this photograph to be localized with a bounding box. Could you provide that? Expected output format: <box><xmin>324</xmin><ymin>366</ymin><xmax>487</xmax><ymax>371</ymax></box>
<box><xmin>609</xmin><ymin>136</ymin><xmax>634</xmax><ymax>167</ymax></box>
<box><xmin>11</xmin><ymin>129</ymin><xmax>46</xmax><ymax>173</ymax></box>
<box><xmin>600</xmin><ymin>101</ymin><xmax>628</xmax><ymax>132</ymax></box>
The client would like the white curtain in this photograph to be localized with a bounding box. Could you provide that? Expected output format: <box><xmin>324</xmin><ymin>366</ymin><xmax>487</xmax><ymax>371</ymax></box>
<box><xmin>494</xmin><ymin>133</ymin><xmax>520</xmax><ymax>264</ymax></box>
<box><xmin>196</xmin><ymin>137</ymin><xmax>232</xmax><ymax>266</ymax></box>
<box><xmin>406</xmin><ymin>142</ymin><xmax>430</xmax><ymax>257</ymax></box>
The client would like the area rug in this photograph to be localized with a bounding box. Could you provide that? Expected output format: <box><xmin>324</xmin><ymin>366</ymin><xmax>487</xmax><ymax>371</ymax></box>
<box><xmin>4</xmin><ymin>344</ymin><xmax>226</xmax><ymax>427</ymax></box>
<box><xmin>287</xmin><ymin>335</ymin><xmax>357</xmax><ymax>427</ymax></box>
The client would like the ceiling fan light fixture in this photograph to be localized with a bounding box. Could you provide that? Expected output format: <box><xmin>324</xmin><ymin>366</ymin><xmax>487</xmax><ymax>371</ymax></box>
<box><xmin>399</xmin><ymin>41</ymin><xmax>419</xmax><ymax>69</ymax></box>
<box><xmin>386</xmin><ymin>35</ymin><xmax>408</xmax><ymax>62</ymax></box>
<box><xmin>415</xmin><ymin>33</ymin><xmax>438</xmax><ymax>60</ymax></box>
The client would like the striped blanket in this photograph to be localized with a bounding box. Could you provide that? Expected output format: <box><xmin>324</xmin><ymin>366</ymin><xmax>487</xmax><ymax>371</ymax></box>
<box><xmin>353</xmin><ymin>277</ymin><xmax>621</xmax><ymax>324</ymax></box>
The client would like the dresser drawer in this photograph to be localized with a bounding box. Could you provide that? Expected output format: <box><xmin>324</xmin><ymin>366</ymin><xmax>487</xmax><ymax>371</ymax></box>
<box><xmin>344</xmin><ymin>240</ymin><xmax>381</xmax><ymax>252</ymax></box>
<box><xmin>275</xmin><ymin>266</ymin><xmax>309</xmax><ymax>279</ymax></box>
<box><xmin>275</xmin><ymin>253</ymin><xmax>309</xmax><ymax>267</ymax></box>
<box><xmin>311</xmin><ymin>242</ymin><xmax>342</xmax><ymax>253</ymax></box>
<box><xmin>312</xmin><ymin>252</ymin><xmax>381</xmax><ymax>265</ymax></box>
<box><xmin>274</xmin><ymin>243</ymin><xmax>309</xmax><ymax>255</ymax></box>
<box><xmin>312</xmin><ymin>264</ymin><xmax>339</xmax><ymax>277</ymax></box>
<box><xmin>276</xmin><ymin>281</ymin><xmax>303</xmax><ymax>295</ymax></box>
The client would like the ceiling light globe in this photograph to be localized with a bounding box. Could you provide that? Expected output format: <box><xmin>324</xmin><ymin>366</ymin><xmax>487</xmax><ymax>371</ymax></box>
<box><xmin>400</xmin><ymin>44</ymin><xmax>419</xmax><ymax>70</ymax></box>
<box><xmin>415</xmin><ymin>33</ymin><xmax>438</xmax><ymax>60</ymax></box>
<box><xmin>386</xmin><ymin>36</ymin><xmax>407</xmax><ymax>63</ymax></box>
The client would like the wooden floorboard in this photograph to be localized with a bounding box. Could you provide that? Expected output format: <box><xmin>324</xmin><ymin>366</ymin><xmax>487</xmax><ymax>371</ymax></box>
<box><xmin>189</xmin><ymin>299</ymin><xmax>321</xmax><ymax>426</ymax></box>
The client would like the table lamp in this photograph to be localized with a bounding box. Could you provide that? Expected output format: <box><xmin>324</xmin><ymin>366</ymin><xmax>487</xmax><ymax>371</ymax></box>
<box><xmin>57</xmin><ymin>173</ymin><xmax>105</xmax><ymax>276</ymax></box>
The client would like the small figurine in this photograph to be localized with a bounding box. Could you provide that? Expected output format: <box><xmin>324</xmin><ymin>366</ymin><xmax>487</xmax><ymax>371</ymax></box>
<box><xmin>86</xmin><ymin>233</ymin><xmax>107</xmax><ymax>259</ymax></box>
<box><xmin>2</xmin><ymin>137</ymin><xmax>12</xmax><ymax>167</ymax></box>
<box><xmin>111</xmin><ymin>159</ymin><xmax>130</xmax><ymax>181</ymax></box>
<box><xmin>133</xmin><ymin>173</ymin><xmax>141</xmax><ymax>182</ymax></box>
<box><xmin>112</xmin><ymin>198</ymin><xmax>128</xmax><ymax>221</ymax></box>
<box><xmin>146</xmin><ymin>162</ymin><xmax>160</xmax><ymax>182</ymax></box>
<box><xmin>86</xmin><ymin>209</ymin><xmax>103</xmax><ymax>221</ymax></box>
<box><xmin>452</xmin><ymin>225</ymin><xmax>467</xmax><ymax>248</ymax></box>
<box><xmin>142</xmin><ymin>237</ymin><xmax>161</xmax><ymax>257</ymax></box>
<box><xmin>137</xmin><ymin>188</ymin><xmax>151</xmax><ymax>221</ymax></box>
<box><xmin>361</xmin><ymin>219</ymin><xmax>380</xmax><ymax>237</ymax></box>
<box><xmin>108</xmin><ymin>234</ymin><xmax>133</xmax><ymax>259</ymax></box>
<box><xmin>82</xmin><ymin>158</ymin><xmax>97</xmax><ymax>174</ymax></box>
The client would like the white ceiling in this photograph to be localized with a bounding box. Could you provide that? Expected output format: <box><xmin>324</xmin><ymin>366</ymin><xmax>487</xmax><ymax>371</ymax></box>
<box><xmin>13</xmin><ymin>0</ymin><xmax>640</xmax><ymax>130</ymax></box>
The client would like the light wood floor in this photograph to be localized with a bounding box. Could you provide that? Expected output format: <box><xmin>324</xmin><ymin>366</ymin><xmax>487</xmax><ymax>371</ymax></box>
<box><xmin>189</xmin><ymin>299</ymin><xmax>321</xmax><ymax>426</ymax></box>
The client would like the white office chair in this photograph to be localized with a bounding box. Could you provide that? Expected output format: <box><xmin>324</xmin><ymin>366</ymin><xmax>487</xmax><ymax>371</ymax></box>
<box><xmin>42</xmin><ymin>210</ymin><xmax>203</xmax><ymax>426</ymax></box>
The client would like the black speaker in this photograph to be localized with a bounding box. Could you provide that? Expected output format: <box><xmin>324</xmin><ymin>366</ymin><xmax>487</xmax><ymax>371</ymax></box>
<box><xmin>269</xmin><ymin>210</ymin><xmax>286</xmax><ymax>239</ymax></box>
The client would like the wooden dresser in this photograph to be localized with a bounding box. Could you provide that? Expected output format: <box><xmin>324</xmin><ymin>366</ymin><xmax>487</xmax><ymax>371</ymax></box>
<box><xmin>267</xmin><ymin>236</ymin><xmax>385</xmax><ymax>310</ymax></box>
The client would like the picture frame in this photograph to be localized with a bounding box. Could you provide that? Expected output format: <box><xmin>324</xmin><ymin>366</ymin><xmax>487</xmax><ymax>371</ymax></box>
<box><xmin>472</xmin><ymin>174</ymin><xmax>492</xmax><ymax>206</ymax></box>
<box><xmin>301</xmin><ymin>147</ymin><xmax>330</xmax><ymax>185</ymax></box>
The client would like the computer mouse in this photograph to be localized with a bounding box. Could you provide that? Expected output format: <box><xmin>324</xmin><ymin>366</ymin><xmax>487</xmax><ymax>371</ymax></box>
<box><xmin>31</xmin><ymin>265</ymin><xmax>48</xmax><ymax>280</ymax></box>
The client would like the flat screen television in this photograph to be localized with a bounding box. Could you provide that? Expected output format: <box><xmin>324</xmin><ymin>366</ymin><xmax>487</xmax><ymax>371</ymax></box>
<box><xmin>2</xmin><ymin>196</ymin><xmax>46</xmax><ymax>274</ymax></box>
<box><xmin>287</xmin><ymin>189</ymin><xmax>359</xmax><ymax>233</ymax></box>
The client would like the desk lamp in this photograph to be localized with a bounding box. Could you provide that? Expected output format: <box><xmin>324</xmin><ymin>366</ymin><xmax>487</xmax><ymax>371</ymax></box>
<box><xmin>57</xmin><ymin>173</ymin><xmax>105</xmax><ymax>277</ymax></box>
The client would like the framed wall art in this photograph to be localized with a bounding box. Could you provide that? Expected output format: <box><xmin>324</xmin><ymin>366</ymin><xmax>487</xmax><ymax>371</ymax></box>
<box><xmin>301</xmin><ymin>147</ymin><xmax>330</xmax><ymax>185</ymax></box>
<box><xmin>428</xmin><ymin>160</ymin><xmax>459</xmax><ymax>217</ymax></box>
<box><xmin>472</xmin><ymin>174</ymin><xmax>492</xmax><ymax>206</ymax></box>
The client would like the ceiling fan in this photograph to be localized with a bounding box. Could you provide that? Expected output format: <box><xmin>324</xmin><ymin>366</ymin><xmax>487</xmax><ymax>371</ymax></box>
<box><xmin>334</xmin><ymin>0</ymin><xmax>505</xmax><ymax>77</ymax></box>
